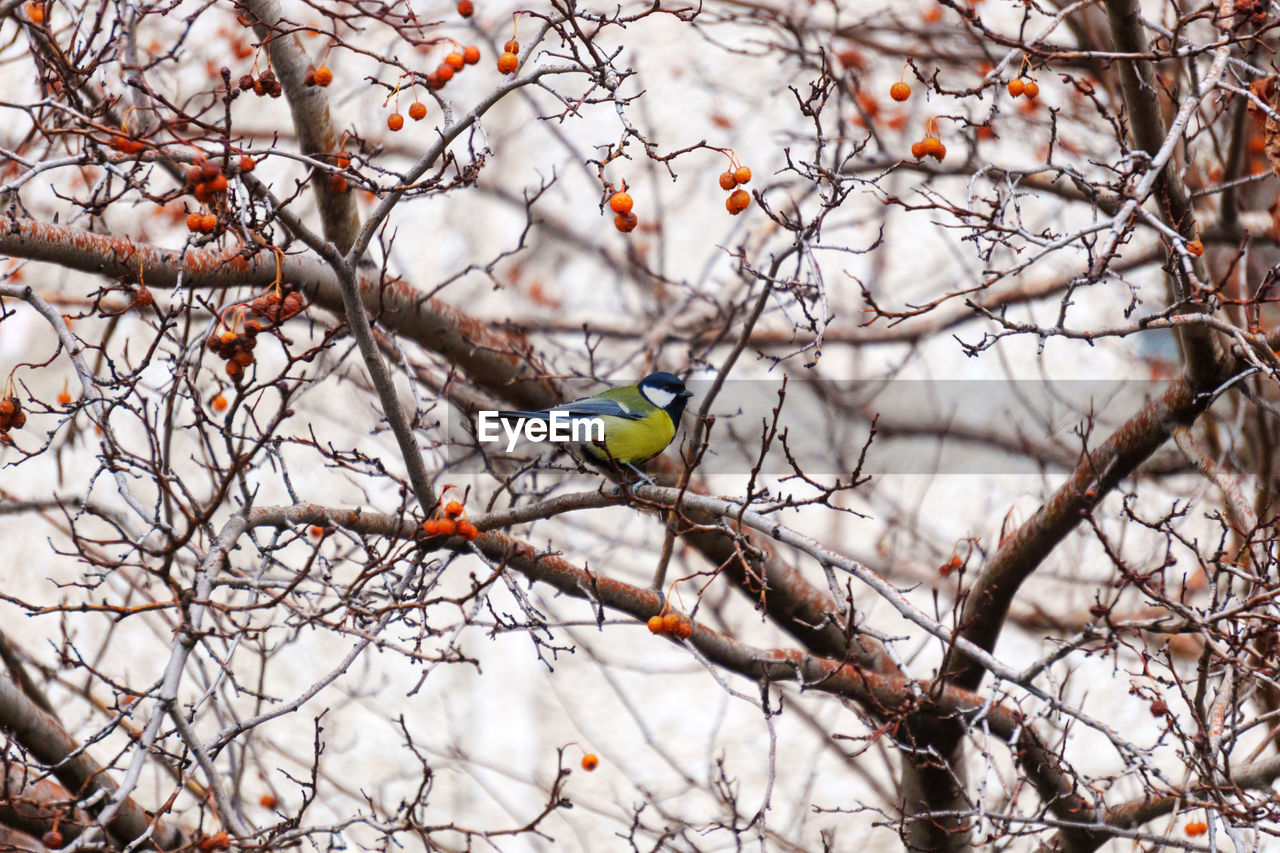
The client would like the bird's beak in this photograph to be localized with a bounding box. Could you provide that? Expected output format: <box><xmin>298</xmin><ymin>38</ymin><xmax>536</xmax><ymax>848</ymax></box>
<box><xmin>680</xmin><ymin>389</ymin><xmax>693</xmax><ymax>398</ymax></box>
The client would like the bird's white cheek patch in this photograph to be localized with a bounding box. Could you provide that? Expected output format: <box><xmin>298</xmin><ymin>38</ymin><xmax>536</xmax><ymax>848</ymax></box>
<box><xmin>642</xmin><ymin>387</ymin><xmax>676</xmax><ymax>409</ymax></box>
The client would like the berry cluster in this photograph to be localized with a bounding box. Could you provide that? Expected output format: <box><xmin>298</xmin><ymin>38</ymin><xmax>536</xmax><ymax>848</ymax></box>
<box><xmin>422</xmin><ymin>499</ymin><xmax>480</xmax><ymax>540</ymax></box>
<box><xmin>185</xmin><ymin>157</ymin><xmax>228</xmax><ymax>204</ymax></box>
<box><xmin>497</xmin><ymin>39</ymin><xmax>519</xmax><ymax>75</ymax></box>
<box><xmin>206</xmin><ymin>320</ymin><xmax>261</xmax><ymax>385</ymax></box>
<box><xmin>238</xmin><ymin>68</ymin><xmax>282</xmax><ymax>98</ymax></box>
<box><xmin>646</xmin><ymin>611</ymin><xmax>693</xmax><ymax>639</ymax></box>
<box><xmin>0</xmin><ymin>395</ymin><xmax>26</xmax><ymax>433</ymax></box>
<box><xmin>609</xmin><ymin>188</ymin><xmax>636</xmax><ymax>233</ymax></box>
<box><xmin>1185</xmin><ymin>821</ymin><xmax>1208</xmax><ymax>837</ymax></box>
<box><xmin>424</xmin><ymin>45</ymin><xmax>481</xmax><ymax>93</ymax></box>
<box><xmin>249</xmin><ymin>284</ymin><xmax>305</xmax><ymax>323</ymax></box>
<box><xmin>719</xmin><ymin>164</ymin><xmax>752</xmax><ymax>215</ymax></box>
<box><xmin>304</xmin><ymin>65</ymin><xmax>334</xmax><ymax>87</ymax></box>
<box><xmin>186</xmin><ymin>211</ymin><xmax>219</xmax><ymax>233</ymax></box>
<box><xmin>910</xmin><ymin>119</ymin><xmax>947</xmax><ymax>162</ymax></box>
<box><xmin>1007</xmin><ymin>77</ymin><xmax>1039</xmax><ymax>100</ymax></box>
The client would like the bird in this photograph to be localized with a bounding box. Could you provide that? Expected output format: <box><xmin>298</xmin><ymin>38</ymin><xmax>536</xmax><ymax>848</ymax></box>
<box><xmin>496</xmin><ymin>372</ymin><xmax>693</xmax><ymax>480</ymax></box>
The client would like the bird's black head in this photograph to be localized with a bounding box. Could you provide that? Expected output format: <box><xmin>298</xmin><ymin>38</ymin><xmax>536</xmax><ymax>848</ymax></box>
<box><xmin>639</xmin><ymin>372</ymin><xmax>693</xmax><ymax>422</ymax></box>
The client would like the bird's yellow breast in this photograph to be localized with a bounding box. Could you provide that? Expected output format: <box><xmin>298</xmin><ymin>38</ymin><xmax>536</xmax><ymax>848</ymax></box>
<box><xmin>580</xmin><ymin>410</ymin><xmax>676</xmax><ymax>466</ymax></box>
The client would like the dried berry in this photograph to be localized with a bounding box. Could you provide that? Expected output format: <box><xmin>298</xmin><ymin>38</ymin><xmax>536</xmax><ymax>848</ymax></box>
<box><xmin>726</xmin><ymin>188</ymin><xmax>750</xmax><ymax>215</ymax></box>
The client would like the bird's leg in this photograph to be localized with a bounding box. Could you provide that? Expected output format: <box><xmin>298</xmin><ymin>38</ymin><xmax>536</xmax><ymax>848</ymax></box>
<box><xmin>625</xmin><ymin>463</ymin><xmax>654</xmax><ymax>487</ymax></box>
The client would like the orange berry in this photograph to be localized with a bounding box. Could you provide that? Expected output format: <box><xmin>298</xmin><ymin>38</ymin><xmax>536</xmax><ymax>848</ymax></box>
<box><xmin>41</xmin><ymin>831</ymin><xmax>63</xmax><ymax>849</ymax></box>
<box><xmin>225</xmin><ymin>360</ymin><xmax>242</xmax><ymax>378</ymax></box>
<box><xmin>423</xmin><ymin>519</ymin><xmax>441</xmax><ymax>535</ymax></box>
<box><xmin>211</xmin><ymin>393</ymin><xmax>228</xmax><ymax>411</ymax></box>
<box><xmin>444</xmin><ymin>500</ymin><xmax>464</xmax><ymax>518</ymax></box>
<box><xmin>609</xmin><ymin>191</ymin><xmax>633</xmax><ymax>214</ymax></box>
<box><xmin>201</xmin><ymin>213</ymin><xmax>218</xmax><ymax>232</ymax></box>
<box><xmin>220</xmin><ymin>330</ymin><xmax>238</xmax><ymax>345</ymax></box>
<box><xmin>457</xmin><ymin>0</ymin><xmax>473</xmax><ymax>15</ymax></box>
<box><xmin>437</xmin><ymin>518</ymin><xmax>458</xmax><ymax>535</ymax></box>
<box><xmin>581</xmin><ymin>754</ymin><xmax>599</xmax><ymax>771</ymax></box>
<box><xmin>57</xmin><ymin>390</ymin><xmax>72</xmax><ymax>405</ymax></box>
<box><xmin>889</xmin><ymin>81</ymin><xmax>910</xmax><ymax>101</ymax></box>
<box><xmin>313</xmin><ymin>66</ymin><xmax>333</xmax><ymax>86</ymax></box>
<box><xmin>459</xmin><ymin>521</ymin><xmax>479</xmax><ymax>540</ymax></box>
<box><xmin>24</xmin><ymin>1</ymin><xmax>43</xmax><ymax>23</ymax></box>
<box><xmin>1187</xmin><ymin>239</ymin><xmax>1204</xmax><ymax>256</ymax></box>
<box><xmin>921</xmin><ymin>137</ymin><xmax>944</xmax><ymax>159</ymax></box>
<box><xmin>187</xmin><ymin>212</ymin><xmax>204</xmax><ymax>232</ymax></box>
<box><xmin>733</xmin><ymin>166</ymin><xmax>751</xmax><ymax>184</ymax></box>
<box><xmin>259</xmin><ymin>794</ymin><xmax>278</xmax><ymax>809</ymax></box>
<box><xmin>464</xmin><ymin>45</ymin><xmax>481</xmax><ymax>65</ymax></box>
<box><xmin>387</xmin><ymin>112</ymin><xmax>404</xmax><ymax>131</ymax></box>
<box><xmin>726</xmin><ymin>188</ymin><xmax>750</xmax><ymax>215</ymax></box>
<box><xmin>1023</xmin><ymin>80</ymin><xmax>1039</xmax><ymax>99</ymax></box>
<box><xmin>1185</xmin><ymin>821</ymin><xmax>1207</xmax><ymax>836</ymax></box>
<box><xmin>504</xmin><ymin>39</ymin><xmax>519</xmax><ymax>53</ymax></box>
<box><xmin>330</xmin><ymin>174</ymin><xmax>348</xmax><ymax>193</ymax></box>
<box><xmin>614</xmin><ymin>211</ymin><xmax>638</xmax><ymax>232</ymax></box>
<box><xmin>718</xmin><ymin>171</ymin><xmax>737</xmax><ymax>190</ymax></box>
<box><xmin>436</xmin><ymin>63</ymin><xmax>454</xmax><ymax>82</ymax></box>
<box><xmin>910</xmin><ymin>140</ymin><xmax>927</xmax><ymax>159</ymax></box>
<box><xmin>208</xmin><ymin>173</ymin><xmax>228</xmax><ymax>193</ymax></box>
<box><xmin>408</xmin><ymin>101</ymin><xmax>427</xmax><ymax>121</ymax></box>
<box><xmin>133</xmin><ymin>285</ymin><xmax>154</xmax><ymax>308</ymax></box>
<box><xmin>446</xmin><ymin>52</ymin><xmax>465</xmax><ymax>71</ymax></box>
<box><xmin>239</xmin><ymin>155</ymin><xmax>255</xmax><ymax>172</ymax></box>
<box><xmin>1007</xmin><ymin>78</ymin><xmax>1025</xmax><ymax>97</ymax></box>
<box><xmin>662</xmin><ymin>613</ymin><xmax>681</xmax><ymax>633</ymax></box>
<box><xmin>674</xmin><ymin>620</ymin><xmax>692</xmax><ymax>639</ymax></box>
<box><xmin>647</xmin><ymin>615</ymin><xmax>664</xmax><ymax>634</ymax></box>
<box><xmin>497</xmin><ymin>52</ymin><xmax>519</xmax><ymax>74</ymax></box>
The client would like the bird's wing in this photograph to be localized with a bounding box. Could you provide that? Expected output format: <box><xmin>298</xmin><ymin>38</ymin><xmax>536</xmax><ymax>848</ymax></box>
<box><xmin>550</xmin><ymin>396</ymin><xmax>647</xmax><ymax>421</ymax></box>
<box><xmin>497</xmin><ymin>398</ymin><xmax>645</xmax><ymax>422</ymax></box>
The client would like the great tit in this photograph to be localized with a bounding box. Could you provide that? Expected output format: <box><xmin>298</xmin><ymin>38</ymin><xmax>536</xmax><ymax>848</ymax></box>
<box><xmin>498</xmin><ymin>372</ymin><xmax>693</xmax><ymax>478</ymax></box>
